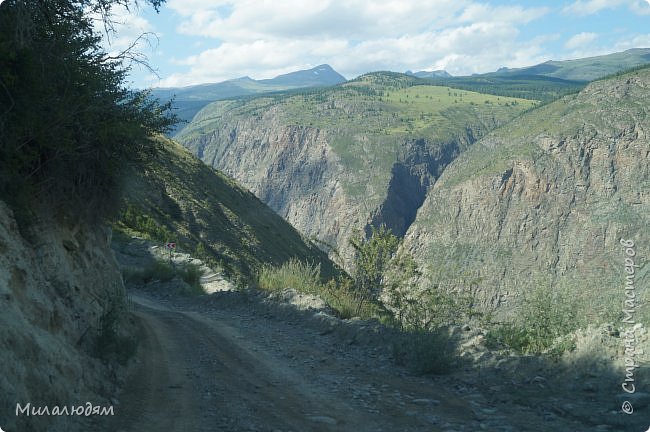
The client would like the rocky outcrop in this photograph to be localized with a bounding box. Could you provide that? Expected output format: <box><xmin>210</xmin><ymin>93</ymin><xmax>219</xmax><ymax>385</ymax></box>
<box><xmin>404</xmin><ymin>70</ymin><xmax>650</xmax><ymax>316</ymax></box>
<box><xmin>187</xmin><ymin>123</ymin><xmax>468</xmax><ymax>265</ymax></box>
<box><xmin>177</xmin><ymin>86</ymin><xmax>523</xmax><ymax>264</ymax></box>
<box><xmin>369</xmin><ymin>138</ymin><xmax>463</xmax><ymax>238</ymax></box>
<box><xmin>0</xmin><ymin>202</ymin><xmax>127</xmax><ymax>431</ymax></box>
<box><xmin>186</xmin><ymin>115</ymin><xmax>359</xmax><ymax>263</ymax></box>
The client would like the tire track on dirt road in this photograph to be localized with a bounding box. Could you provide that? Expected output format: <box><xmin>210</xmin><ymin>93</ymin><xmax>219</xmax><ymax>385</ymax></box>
<box><xmin>101</xmin><ymin>295</ymin><xmax>393</xmax><ymax>432</ymax></box>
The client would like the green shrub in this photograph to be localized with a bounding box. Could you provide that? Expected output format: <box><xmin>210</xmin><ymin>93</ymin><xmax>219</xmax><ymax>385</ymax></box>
<box><xmin>123</xmin><ymin>261</ymin><xmax>174</xmax><ymax>284</ymax></box>
<box><xmin>392</xmin><ymin>329</ymin><xmax>458</xmax><ymax>375</ymax></box>
<box><xmin>486</xmin><ymin>280</ymin><xmax>579</xmax><ymax>355</ymax></box>
<box><xmin>349</xmin><ymin>226</ymin><xmax>401</xmax><ymax>315</ymax></box>
<box><xmin>383</xmin><ymin>265</ymin><xmax>488</xmax><ymax>331</ymax></box>
<box><xmin>94</xmin><ymin>289</ymin><xmax>138</xmax><ymax>365</ymax></box>
<box><xmin>256</xmin><ymin>260</ymin><xmax>384</xmax><ymax>319</ymax></box>
<box><xmin>322</xmin><ymin>277</ymin><xmax>379</xmax><ymax>320</ymax></box>
<box><xmin>257</xmin><ymin>258</ymin><xmax>321</xmax><ymax>293</ymax></box>
<box><xmin>120</xmin><ymin>204</ymin><xmax>174</xmax><ymax>242</ymax></box>
<box><xmin>123</xmin><ymin>259</ymin><xmax>204</xmax><ymax>296</ymax></box>
<box><xmin>178</xmin><ymin>263</ymin><xmax>204</xmax><ymax>294</ymax></box>
<box><xmin>385</xmin><ymin>283</ymin><xmax>457</xmax><ymax>331</ymax></box>
<box><xmin>485</xmin><ymin>323</ymin><xmax>532</xmax><ymax>353</ymax></box>
<box><xmin>142</xmin><ymin>261</ymin><xmax>176</xmax><ymax>283</ymax></box>
<box><xmin>195</xmin><ymin>242</ymin><xmax>208</xmax><ymax>258</ymax></box>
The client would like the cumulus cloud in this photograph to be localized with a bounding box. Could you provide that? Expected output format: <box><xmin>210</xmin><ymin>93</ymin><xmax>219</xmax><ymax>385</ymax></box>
<box><xmin>167</xmin><ymin>0</ymin><xmax>469</xmax><ymax>40</ymax></box>
<box><xmin>94</xmin><ymin>6</ymin><xmax>157</xmax><ymax>52</ymax></box>
<box><xmin>156</xmin><ymin>1</ymin><xmax>552</xmax><ymax>86</ymax></box>
<box><xmin>614</xmin><ymin>33</ymin><xmax>650</xmax><ymax>49</ymax></box>
<box><xmin>565</xmin><ymin>32</ymin><xmax>599</xmax><ymax>49</ymax></box>
<box><xmin>89</xmin><ymin>5</ymin><xmax>165</xmax><ymax>83</ymax></box>
<box><xmin>630</xmin><ymin>0</ymin><xmax>650</xmax><ymax>14</ymax></box>
<box><xmin>551</xmin><ymin>31</ymin><xmax>650</xmax><ymax>62</ymax></box>
<box><xmin>563</xmin><ymin>0</ymin><xmax>650</xmax><ymax>15</ymax></box>
<box><xmin>458</xmin><ymin>3</ymin><xmax>549</xmax><ymax>24</ymax></box>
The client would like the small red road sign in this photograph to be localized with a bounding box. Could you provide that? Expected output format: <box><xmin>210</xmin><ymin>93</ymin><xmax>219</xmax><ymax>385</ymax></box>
<box><xmin>165</xmin><ymin>242</ymin><xmax>176</xmax><ymax>250</ymax></box>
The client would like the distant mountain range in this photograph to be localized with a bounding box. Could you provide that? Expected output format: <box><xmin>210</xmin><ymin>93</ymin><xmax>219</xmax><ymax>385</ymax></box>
<box><xmin>154</xmin><ymin>48</ymin><xmax>650</xmax><ymax>136</ymax></box>
<box><xmin>257</xmin><ymin>64</ymin><xmax>346</xmax><ymax>87</ymax></box>
<box><xmin>406</xmin><ymin>70</ymin><xmax>451</xmax><ymax>78</ymax></box>
<box><xmin>486</xmin><ymin>47</ymin><xmax>650</xmax><ymax>81</ymax></box>
<box><xmin>409</xmin><ymin>48</ymin><xmax>650</xmax><ymax>102</ymax></box>
<box><xmin>152</xmin><ymin>65</ymin><xmax>346</xmax><ymax>135</ymax></box>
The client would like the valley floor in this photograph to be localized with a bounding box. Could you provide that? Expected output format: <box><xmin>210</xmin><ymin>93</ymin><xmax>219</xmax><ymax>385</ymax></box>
<box><xmin>92</xmin><ymin>286</ymin><xmax>643</xmax><ymax>432</ymax></box>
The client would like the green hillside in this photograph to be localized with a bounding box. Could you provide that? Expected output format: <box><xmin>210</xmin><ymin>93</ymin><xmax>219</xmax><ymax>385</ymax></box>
<box><xmin>421</xmin><ymin>74</ymin><xmax>584</xmax><ymax>103</ymax></box>
<box><xmin>178</xmin><ymin>72</ymin><xmax>536</xmax><ymax>202</ymax></box>
<box><xmin>115</xmin><ymin>137</ymin><xmax>338</xmax><ymax>283</ymax></box>
<box><xmin>443</xmin><ymin>64</ymin><xmax>650</xmax><ymax>186</ymax></box>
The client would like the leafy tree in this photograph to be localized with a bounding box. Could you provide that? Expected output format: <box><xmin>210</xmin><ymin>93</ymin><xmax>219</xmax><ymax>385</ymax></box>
<box><xmin>349</xmin><ymin>226</ymin><xmax>401</xmax><ymax>315</ymax></box>
<box><xmin>0</xmin><ymin>0</ymin><xmax>175</xmax><ymax>224</ymax></box>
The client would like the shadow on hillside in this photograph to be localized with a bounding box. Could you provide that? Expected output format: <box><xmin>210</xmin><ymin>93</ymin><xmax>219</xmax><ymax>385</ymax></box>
<box><xmin>182</xmin><ymin>288</ymin><xmax>650</xmax><ymax>430</ymax></box>
<box><xmin>467</xmin><ymin>348</ymin><xmax>650</xmax><ymax>430</ymax></box>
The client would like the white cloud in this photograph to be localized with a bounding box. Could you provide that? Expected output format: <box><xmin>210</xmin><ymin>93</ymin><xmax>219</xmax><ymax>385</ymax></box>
<box><xmin>157</xmin><ymin>25</ymin><xmax>551</xmax><ymax>87</ymax></box>
<box><xmin>563</xmin><ymin>0</ymin><xmax>624</xmax><ymax>15</ymax></box>
<box><xmin>551</xmin><ymin>32</ymin><xmax>650</xmax><ymax>63</ymax></box>
<box><xmin>458</xmin><ymin>4</ymin><xmax>549</xmax><ymax>24</ymax></box>
<box><xmin>613</xmin><ymin>33</ymin><xmax>650</xmax><ymax>49</ymax></box>
<box><xmin>563</xmin><ymin>0</ymin><xmax>650</xmax><ymax>15</ymax></box>
<box><xmin>90</xmin><ymin>5</ymin><xmax>161</xmax><ymax>73</ymax></box>
<box><xmin>157</xmin><ymin>1</ymin><xmax>552</xmax><ymax>87</ymax></box>
<box><xmin>565</xmin><ymin>32</ymin><xmax>599</xmax><ymax>49</ymax></box>
<box><xmin>630</xmin><ymin>0</ymin><xmax>650</xmax><ymax>14</ymax></box>
<box><xmin>95</xmin><ymin>6</ymin><xmax>157</xmax><ymax>51</ymax></box>
<box><xmin>168</xmin><ymin>0</ymin><xmax>470</xmax><ymax>40</ymax></box>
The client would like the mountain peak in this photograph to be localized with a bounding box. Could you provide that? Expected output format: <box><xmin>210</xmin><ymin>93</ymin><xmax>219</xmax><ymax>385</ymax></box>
<box><xmin>260</xmin><ymin>64</ymin><xmax>346</xmax><ymax>86</ymax></box>
<box><xmin>406</xmin><ymin>69</ymin><xmax>452</xmax><ymax>78</ymax></box>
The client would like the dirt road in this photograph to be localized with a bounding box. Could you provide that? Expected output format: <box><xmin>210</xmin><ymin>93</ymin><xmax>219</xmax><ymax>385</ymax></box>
<box><xmin>95</xmin><ymin>290</ymin><xmax>641</xmax><ymax>432</ymax></box>
<box><xmin>101</xmin><ymin>293</ymin><xmax>464</xmax><ymax>431</ymax></box>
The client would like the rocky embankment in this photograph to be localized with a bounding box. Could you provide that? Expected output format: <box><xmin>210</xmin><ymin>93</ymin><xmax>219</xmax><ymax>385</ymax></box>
<box><xmin>0</xmin><ymin>201</ymin><xmax>132</xmax><ymax>432</ymax></box>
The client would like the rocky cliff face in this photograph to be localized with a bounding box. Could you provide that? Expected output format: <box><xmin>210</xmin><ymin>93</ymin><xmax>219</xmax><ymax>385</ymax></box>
<box><xmin>404</xmin><ymin>70</ymin><xmax>650</xmax><ymax>317</ymax></box>
<box><xmin>178</xmin><ymin>79</ymin><xmax>529</xmax><ymax>265</ymax></box>
<box><xmin>185</xmin><ymin>119</ymin><xmax>489</xmax><ymax>265</ymax></box>
<box><xmin>0</xmin><ymin>202</ymin><xmax>127</xmax><ymax>431</ymax></box>
<box><xmin>185</xmin><ymin>116</ymin><xmax>357</xmax><ymax>261</ymax></box>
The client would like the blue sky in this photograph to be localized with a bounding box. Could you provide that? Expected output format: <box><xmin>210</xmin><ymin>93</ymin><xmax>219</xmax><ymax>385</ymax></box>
<box><xmin>105</xmin><ymin>0</ymin><xmax>650</xmax><ymax>88</ymax></box>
